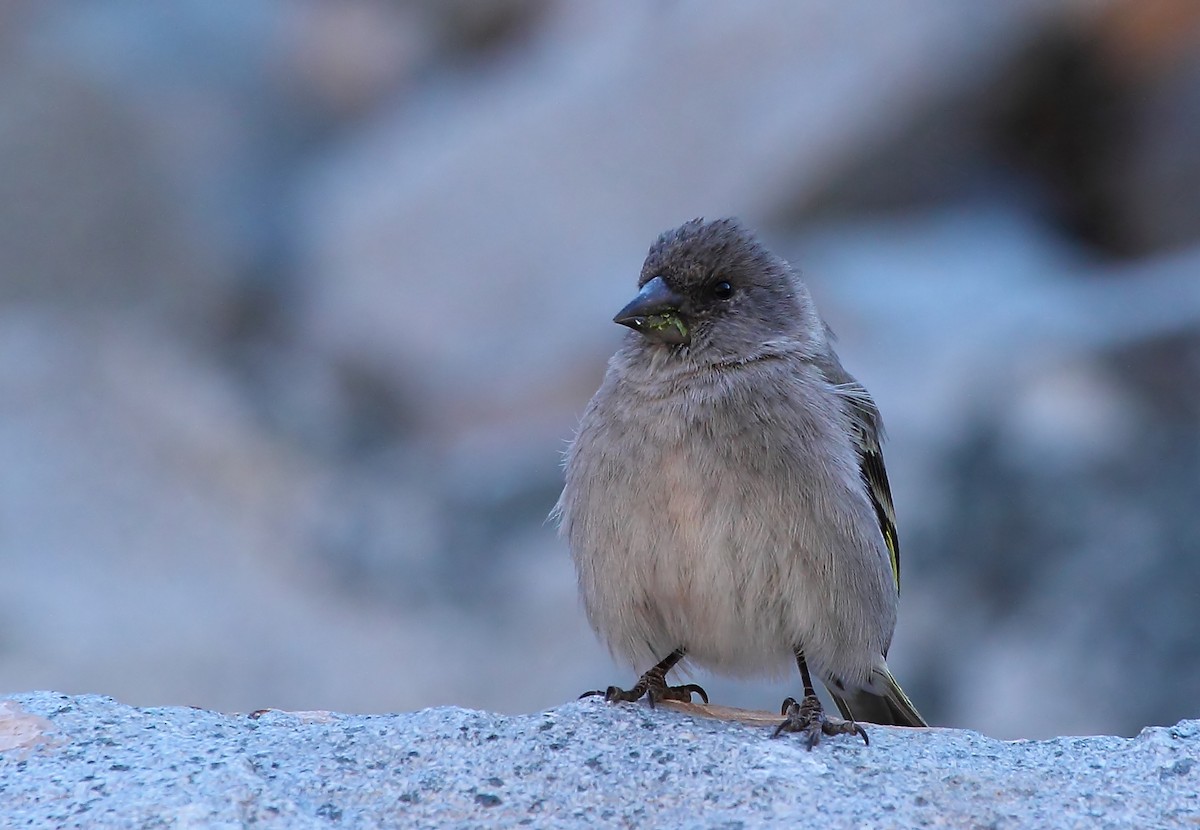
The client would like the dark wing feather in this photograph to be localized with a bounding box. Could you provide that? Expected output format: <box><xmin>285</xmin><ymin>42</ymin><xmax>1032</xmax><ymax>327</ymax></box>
<box><xmin>848</xmin><ymin>400</ymin><xmax>900</xmax><ymax>592</ymax></box>
<box><xmin>817</xmin><ymin>348</ymin><xmax>925</xmax><ymax>726</ymax></box>
<box><xmin>816</xmin><ymin>355</ymin><xmax>901</xmax><ymax>592</ymax></box>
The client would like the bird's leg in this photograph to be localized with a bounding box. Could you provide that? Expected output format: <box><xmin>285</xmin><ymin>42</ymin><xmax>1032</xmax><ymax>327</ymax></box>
<box><xmin>773</xmin><ymin>649</ymin><xmax>868</xmax><ymax>748</ymax></box>
<box><xmin>580</xmin><ymin>648</ymin><xmax>708</xmax><ymax>707</ymax></box>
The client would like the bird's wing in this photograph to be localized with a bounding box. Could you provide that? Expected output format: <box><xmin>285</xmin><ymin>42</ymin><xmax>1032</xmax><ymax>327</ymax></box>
<box><xmin>817</xmin><ymin>356</ymin><xmax>901</xmax><ymax>593</ymax></box>
<box><xmin>841</xmin><ymin>384</ymin><xmax>900</xmax><ymax>592</ymax></box>
<box><xmin>814</xmin><ymin>349</ymin><xmax>924</xmax><ymax>724</ymax></box>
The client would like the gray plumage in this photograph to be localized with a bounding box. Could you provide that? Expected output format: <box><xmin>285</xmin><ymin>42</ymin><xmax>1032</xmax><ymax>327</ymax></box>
<box><xmin>556</xmin><ymin>218</ymin><xmax>925</xmax><ymax>728</ymax></box>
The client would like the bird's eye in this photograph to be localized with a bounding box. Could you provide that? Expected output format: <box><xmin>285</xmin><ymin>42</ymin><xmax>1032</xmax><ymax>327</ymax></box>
<box><xmin>712</xmin><ymin>281</ymin><xmax>734</xmax><ymax>300</ymax></box>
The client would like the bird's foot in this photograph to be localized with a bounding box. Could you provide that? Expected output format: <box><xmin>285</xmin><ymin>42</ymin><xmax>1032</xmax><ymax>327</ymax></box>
<box><xmin>772</xmin><ymin>694</ymin><xmax>869</xmax><ymax>749</ymax></box>
<box><xmin>579</xmin><ymin>665</ymin><xmax>708</xmax><ymax>707</ymax></box>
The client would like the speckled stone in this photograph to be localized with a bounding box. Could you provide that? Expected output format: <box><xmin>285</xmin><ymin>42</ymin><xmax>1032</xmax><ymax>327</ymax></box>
<box><xmin>1</xmin><ymin>692</ymin><xmax>1197</xmax><ymax>828</ymax></box>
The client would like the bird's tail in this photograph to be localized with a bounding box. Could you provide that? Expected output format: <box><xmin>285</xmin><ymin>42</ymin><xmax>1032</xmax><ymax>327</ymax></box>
<box><xmin>831</xmin><ymin>668</ymin><xmax>927</xmax><ymax>727</ymax></box>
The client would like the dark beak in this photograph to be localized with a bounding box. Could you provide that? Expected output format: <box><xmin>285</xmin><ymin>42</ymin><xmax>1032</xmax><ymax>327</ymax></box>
<box><xmin>613</xmin><ymin>276</ymin><xmax>690</xmax><ymax>345</ymax></box>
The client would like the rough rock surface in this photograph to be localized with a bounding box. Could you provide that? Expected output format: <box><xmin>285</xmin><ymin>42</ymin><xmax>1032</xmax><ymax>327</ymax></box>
<box><xmin>1</xmin><ymin>692</ymin><xmax>1196</xmax><ymax>829</ymax></box>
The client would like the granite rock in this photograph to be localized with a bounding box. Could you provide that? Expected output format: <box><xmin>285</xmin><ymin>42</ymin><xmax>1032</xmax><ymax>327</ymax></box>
<box><xmin>1</xmin><ymin>692</ymin><xmax>1197</xmax><ymax>829</ymax></box>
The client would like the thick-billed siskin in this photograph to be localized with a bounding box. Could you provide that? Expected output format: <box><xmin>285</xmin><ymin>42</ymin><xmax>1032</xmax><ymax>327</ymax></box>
<box><xmin>556</xmin><ymin>218</ymin><xmax>926</xmax><ymax>746</ymax></box>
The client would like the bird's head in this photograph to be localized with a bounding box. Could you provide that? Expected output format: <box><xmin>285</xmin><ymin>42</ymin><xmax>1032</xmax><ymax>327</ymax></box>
<box><xmin>614</xmin><ymin>218</ymin><xmax>817</xmax><ymax>362</ymax></box>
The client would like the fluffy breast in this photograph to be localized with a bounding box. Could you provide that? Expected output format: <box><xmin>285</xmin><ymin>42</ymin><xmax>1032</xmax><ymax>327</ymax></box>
<box><xmin>560</xmin><ymin>356</ymin><xmax>897</xmax><ymax>687</ymax></box>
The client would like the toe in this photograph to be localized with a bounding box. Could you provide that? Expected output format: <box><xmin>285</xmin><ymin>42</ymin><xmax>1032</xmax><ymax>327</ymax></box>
<box><xmin>772</xmin><ymin>694</ymin><xmax>866</xmax><ymax>748</ymax></box>
<box><xmin>662</xmin><ymin>683</ymin><xmax>708</xmax><ymax>704</ymax></box>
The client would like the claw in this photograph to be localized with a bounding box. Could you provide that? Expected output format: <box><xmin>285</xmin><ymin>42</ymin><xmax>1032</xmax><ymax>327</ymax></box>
<box><xmin>772</xmin><ymin>694</ymin><xmax>868</xmax><ymax>749</ymax></box>
<box><xmin>578</xmin><ymin>650</ymin><xmax>708</xmax><ymax>708</ymax></box>
<box><xmin>646</xmin><ymin>682</ymin><xmax>707</xmax><ymax>708</ymax></box>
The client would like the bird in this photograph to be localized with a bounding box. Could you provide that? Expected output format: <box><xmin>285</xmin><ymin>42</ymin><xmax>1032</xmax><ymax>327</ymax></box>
<box><xmin>555</xmin><ymin>217</ymin><xmax>927</xmax><ymax>747</ymax></box>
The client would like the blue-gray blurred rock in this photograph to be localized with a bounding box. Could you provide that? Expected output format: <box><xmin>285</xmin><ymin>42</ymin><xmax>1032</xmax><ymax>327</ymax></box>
<box><xmin>0</xmin><ymin>0</ymin><xmax>1197</xmax><ymax>744</ymax></box>
<box><xmin>791</xmin><ymin>208</ymin><xmax>1200</xmax><ymax>738</ymax></box>
<box><xmin>0</xmin><ymin>0</ymin><xmax>427</xmax><ymax>331</ymax></box>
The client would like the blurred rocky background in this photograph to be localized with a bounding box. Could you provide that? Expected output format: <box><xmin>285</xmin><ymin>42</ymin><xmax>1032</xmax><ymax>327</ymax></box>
<box><xmin>0</xmin><ymin>0</ymin><xmax>1197</xmax><ymax>741</ymax></box>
